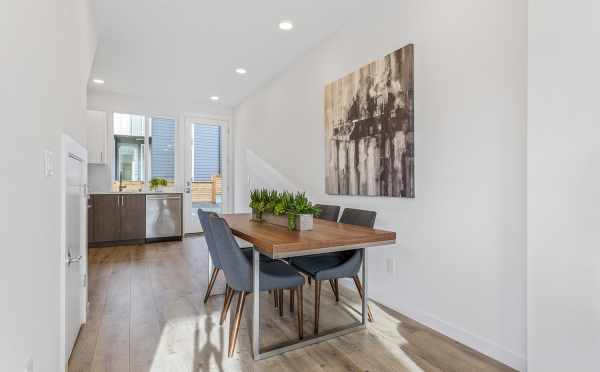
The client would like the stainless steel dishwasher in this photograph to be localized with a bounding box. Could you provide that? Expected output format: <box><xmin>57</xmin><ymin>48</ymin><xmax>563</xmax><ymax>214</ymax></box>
<box><xmin>145</xmin><ymin>194</ymin><xmax>182</xmax><ymax>239</ymax></box>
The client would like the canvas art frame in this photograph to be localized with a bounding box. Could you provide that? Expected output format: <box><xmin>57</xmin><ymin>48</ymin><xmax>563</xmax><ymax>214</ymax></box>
<box><xmin>325</xmin><ymin>44</ymin><xmax>414</xmax><ymax>198</ymax></box>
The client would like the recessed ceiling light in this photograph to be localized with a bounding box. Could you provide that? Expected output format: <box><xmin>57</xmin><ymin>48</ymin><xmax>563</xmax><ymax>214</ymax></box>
<box><xmin>210</xmin><ymin>96</ymin><xmax>220</xmax><ymax>101</ymax></box>
<box><xmin>235</xmin><ymin>68</ymin><xmax>247</xmax><ymax>75</ymax></box>
<box><xmin>92</xmin><ymin>78</ymin><xmax>105</xmax><ymax>85</ymax></box>
<box><xmin>279</xmin><ymin>20</ymin><xmax>293</xmax><ymax>31</ymax></box>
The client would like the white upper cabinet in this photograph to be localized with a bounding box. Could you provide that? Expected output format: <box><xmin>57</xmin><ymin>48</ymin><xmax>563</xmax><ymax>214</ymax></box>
<box><xmin>86</xmin><ymin>110</ymin><xmax>107</xmax><ymax>164</ymax></box>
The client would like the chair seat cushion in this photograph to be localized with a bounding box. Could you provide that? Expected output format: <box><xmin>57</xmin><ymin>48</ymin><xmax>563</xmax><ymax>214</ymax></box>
<box><xmin>257</xmin><ymin>261</ymin><xmax>305</xmax><ymax>291</ymax></box>
<box><xmin>290</xmin><ymin>253</ymin><xmax>348</xmax><ymax>280</ymax></box>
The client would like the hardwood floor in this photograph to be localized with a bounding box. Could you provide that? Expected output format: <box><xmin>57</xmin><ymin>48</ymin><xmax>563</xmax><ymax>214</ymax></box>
<box><xmin>69</xmin><ymin>237</ymin><xmax>515</xmax><ymax>372</ymax></box>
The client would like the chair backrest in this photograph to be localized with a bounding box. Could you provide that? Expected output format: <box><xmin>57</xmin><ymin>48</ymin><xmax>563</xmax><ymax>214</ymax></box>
<box><xmin>207</xmin><ymin>215</ymin><xmax>252</xmax><ymax>292</ymax></box>
<box><xmin>337</xmin><ymin>208</ymin><xmax>377</xmax><ymax>265</ymax></box>
<box><xmin>197</xmin><ymin>209</ymin><xmax>222</xmax><ymax>269</ymax></box>
<box><xmin>314</xmin><ymin>204</ymin><xmax>341</xmax><ymax>222</ymax></box>
<box><xmin>339</xmin><ymin>208</ymin><xmax>376</xmax><ymax>228</ymax></box>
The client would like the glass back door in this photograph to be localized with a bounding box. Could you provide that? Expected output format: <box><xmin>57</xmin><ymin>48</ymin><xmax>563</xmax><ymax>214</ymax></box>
<box><xmin>184</xmin><ymin>118</ymin><xmax>228</xmax><ymax>234</ymax></box>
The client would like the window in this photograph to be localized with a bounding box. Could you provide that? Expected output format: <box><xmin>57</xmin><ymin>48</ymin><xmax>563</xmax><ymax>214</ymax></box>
<box><xmin>192</xmin><ymin>124</ymin><xmax>221</xmax><ymax>181</ymax></box>
<box><xmin>150</xmin><ymin>117</ymin><xmax>176</xmax><ymax>182</ymax></box>
<box><xmin>112</xmin><ymin>113</ymin><xmax>178</xmax><ymax>191</ymax></box>
<box><xmin>113</xmin><ymin>113</ymin><xmax>145</xmax><ymax>190</ymax></box>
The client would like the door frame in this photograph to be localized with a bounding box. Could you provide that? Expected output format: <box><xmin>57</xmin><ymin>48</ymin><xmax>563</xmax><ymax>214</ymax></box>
<box><xmin>59</xmin><ymin>134</ymin><xmax>88</xmax><ymax>371</ymax></box>
<box><xmin>182</xmin><ymin>114</ymin><xmax>231</xmax><ymax>234</ymax></box>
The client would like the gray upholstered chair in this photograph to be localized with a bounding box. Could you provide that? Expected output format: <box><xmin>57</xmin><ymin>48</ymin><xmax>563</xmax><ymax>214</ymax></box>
<box><xmin>208</xmin><ymin>215</ymin><xmax>305</xmax><ymax>357</ymax></box>
<box><xmin>198</xmin><ymin>209</ymin><xmax>270</xmax><ymax>309</ymax></box>
<box><xmin>295</xmin><ymin>204</ymin><xmax>340</xmax><ymax>290</ymax></box>
<box><xmin>198</xmin><ymin>209</ymin><xmax>225</xmax><ymax>304</ymax></box>
<box><xmin>314</xmin><ymin>204</ymin><xmax>341</xmax><ymax>222</ymax></box>
<box><xmin>291</xmin><ymin>208</ymin><xmax>376</xmax><ymax>335</ymax></box>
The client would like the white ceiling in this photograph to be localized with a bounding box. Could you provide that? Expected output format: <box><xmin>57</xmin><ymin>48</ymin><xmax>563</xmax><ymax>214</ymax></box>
<box><xmin>90</xmin><ymin>0</ymin><xmax>365</xmax><ymax>108</ymax></box>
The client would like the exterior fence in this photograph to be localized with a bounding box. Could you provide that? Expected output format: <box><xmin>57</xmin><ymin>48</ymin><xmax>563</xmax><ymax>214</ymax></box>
<box><xmin>111</xmin><ymin>175</ymin><xmax>222</xmax><ymax>204</ymax></box>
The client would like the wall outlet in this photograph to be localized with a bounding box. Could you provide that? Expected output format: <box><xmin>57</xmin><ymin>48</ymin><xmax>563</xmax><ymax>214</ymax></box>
<box><xmin>385</xmin><ymin>258</ymin><xmax>395</xmax><ymax>274</ymax></box>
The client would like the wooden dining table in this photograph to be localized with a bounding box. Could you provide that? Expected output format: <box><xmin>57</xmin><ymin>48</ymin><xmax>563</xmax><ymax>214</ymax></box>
<box><xmin>221</xmin><ymin>213</ymin><xmax>396</xmax><ymax>360</ymax></box>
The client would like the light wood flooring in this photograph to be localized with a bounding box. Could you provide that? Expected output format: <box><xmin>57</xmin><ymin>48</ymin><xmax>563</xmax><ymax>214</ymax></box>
<box><xmin>68</xmin><ymin>236</ymin><xmax>516</xmax><ymax>372</ymax></box>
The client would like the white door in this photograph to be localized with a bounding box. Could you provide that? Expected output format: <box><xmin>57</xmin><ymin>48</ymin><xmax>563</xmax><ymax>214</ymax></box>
<box><xmin>65</xmin><ymin>153</ymin><xmax>85</xmax><ymax>359</ymax></box>
<box><xmin>183</xmin><ymin>117</ymin><xmax>229</xmax><ymax>234</ymax></box>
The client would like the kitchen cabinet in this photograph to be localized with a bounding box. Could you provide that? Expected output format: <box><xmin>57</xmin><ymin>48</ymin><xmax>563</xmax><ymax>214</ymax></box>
<box><xmin>89</xmin><ymin>194</ymin><xmax>147</xmax><ymax>243</ymax></box>
<box><xmin>86</xmin><ymin>110</ymin><xmax>107</xmax><ymax>164</ymax></box>
<box><xmin>92</xmin><ymin>195</ymin><xmax>121</xmax><ymax>242</ymax></box>
<box><xmin>120</xmin><ymin>194</ymin><xmax>146</xmax><ymax>240</ymax></box>
<box><xmin>87</xmin><ymin>197</ymin><xmax>95</xmax><ymax>243</ymax></box>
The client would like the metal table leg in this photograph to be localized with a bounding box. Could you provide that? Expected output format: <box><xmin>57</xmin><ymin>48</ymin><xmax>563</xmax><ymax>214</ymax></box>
<box><xmin>252</xmin><ymin>248</ymin><xmax>260</xmax><ymax>359</ymax></box>
<box><xmin>250</xmin><ymin>247</ymin><xmax>368</xmax><ymax>360</ymax></box>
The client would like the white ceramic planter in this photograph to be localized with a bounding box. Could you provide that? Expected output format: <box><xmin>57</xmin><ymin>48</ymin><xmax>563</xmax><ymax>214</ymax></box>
<box><xmin>255</xmin><ymin>211</ymin><xmax>314</xmax><ymax>231</ymax></box>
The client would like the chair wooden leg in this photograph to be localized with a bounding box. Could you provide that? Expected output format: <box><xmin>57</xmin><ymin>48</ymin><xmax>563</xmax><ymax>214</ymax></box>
<box><xmin>278</xmin><ymin>289</ymin><xmax>284</xmax><ymax>317</ymax></box>
<box><xmin>228</xmin><ymin>291</ymin><xmax>247</xmax><ymax>357</ymax></box>
<box><xmin>289</xmin><ymin>288</ymin><xmax>295</xmax><ymax>313</ymax></box>
<box><xmin>219</xmin><ymin>285</ymin><xmax>235</xmax><ymax>325</ymax></box>
<box><xmin>314</xmin><ymin>280</ymin><xmax>321</xmax><ymax>335</ymax></box>
<box><xmin>308</xmin><ymin>277</ymin><xmax>312</xmax><ymax>286</ymax></box>
<box><xmin>273</xmin><ymin>289</ymin><xmax>279</xmax><ymax>308</ymax></box>
<box><xmin>297</xmin><ymin>285</ymin><xmax>304</xmax><ymax>339</ymax></box>
<box><xmin>352</xmin><ymin>275</ymin><xmax>374</xmax><ymax>322</ymax></box>
<box><xmin>329</xmin><ymin>279</ymin><xmax>339</xmax><ymax>302</ymax></box>
<box><xmin>334</xmin><ymin>279</ymin><xmax>339</xmax><ymax>302</ymax></box>
<box><xmin>204</xmin><ymin>267</ymin><xmax>220</xmax><ymax>303</ymax></box>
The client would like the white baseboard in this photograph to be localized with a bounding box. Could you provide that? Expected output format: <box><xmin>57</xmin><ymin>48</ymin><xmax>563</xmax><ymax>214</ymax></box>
<box><xmin>338</xmin><ymin>280</ymin><xmax>526</xmax><ymax>371</ymax></box>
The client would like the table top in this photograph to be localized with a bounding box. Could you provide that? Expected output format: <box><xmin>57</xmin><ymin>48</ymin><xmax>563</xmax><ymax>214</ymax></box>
<box><xmin>221</xmin><ymin>213</ymin><xmax>396</xmax><ymax>258</ymax></box>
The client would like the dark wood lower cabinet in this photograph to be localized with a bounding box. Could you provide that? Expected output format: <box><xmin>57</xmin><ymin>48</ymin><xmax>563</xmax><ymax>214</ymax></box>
<box><xmin>89</xmin><ymin>194</ymin><xmax>147</xmax><ymax>245</ymax></box>
<box><xmin>88</xmin><ymin>197</ymin><xmax>95</xmax><ymax>243</ymax></box>
<box><xmin>120</xmin><ymin>194</ymin><xmax>146</xmax><ymax>240</ymax></box>
<box><xmin>92</xmin><ymin>194</ymin><xmax>121</xmax><ymax>242</ymax></box>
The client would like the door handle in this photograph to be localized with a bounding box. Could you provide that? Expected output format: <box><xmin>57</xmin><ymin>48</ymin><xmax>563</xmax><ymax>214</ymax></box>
<box><xmin>147</xmin><ymin>196</ymin><xmax>182</xmax><ymax>200</ymax></box>
<box><xmin>67</xmin><ymin>252</ymin><xmax>82</xmax><ymax>265</ymax></box>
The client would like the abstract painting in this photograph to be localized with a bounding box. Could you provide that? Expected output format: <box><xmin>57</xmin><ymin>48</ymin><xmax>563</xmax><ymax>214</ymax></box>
<box><xmin>325</xmin><ymin>44</ymin><xmax>414</xmax><ymax>198</ymax></box>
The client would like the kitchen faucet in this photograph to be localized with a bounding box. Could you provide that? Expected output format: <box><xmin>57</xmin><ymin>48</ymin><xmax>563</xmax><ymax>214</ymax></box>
<box><xmin>119</xmin><ymin>171</ymin><xmax>125</xmax><ymax>192</ymax></box>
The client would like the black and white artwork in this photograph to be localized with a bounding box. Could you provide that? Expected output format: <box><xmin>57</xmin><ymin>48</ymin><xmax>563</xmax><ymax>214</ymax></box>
<box><xmin>325</xmin><ymin>44</ymin><xmax>414</xmax><ymax>198</ymax></box>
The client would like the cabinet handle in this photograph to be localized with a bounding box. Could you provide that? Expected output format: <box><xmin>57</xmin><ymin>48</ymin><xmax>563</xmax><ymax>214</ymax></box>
<box><xmin>121</xmin><ymin>195</ymin><xmax>125</xmax><ymax>207</ymax></box>
<box><xmin>100</xmin><ymin>151</ymin><xmax>103</xmax><ymax>162</ymax></box>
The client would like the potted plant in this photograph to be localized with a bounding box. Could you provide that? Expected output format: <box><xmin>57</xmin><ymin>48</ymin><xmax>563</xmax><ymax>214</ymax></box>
<box><xmin>149</xmin><ymin>177</ymin><xmax>168</xmax><ymax>192</ymax></box>
<box><xmin>249</xmin><ymin>189</ymin><xmax>270</xmax><ymax>221</ymax></box>
<box><xmin>286</xmin><ymin>192</ymin><xmax>320</xmax><ymax>231</ymax></box>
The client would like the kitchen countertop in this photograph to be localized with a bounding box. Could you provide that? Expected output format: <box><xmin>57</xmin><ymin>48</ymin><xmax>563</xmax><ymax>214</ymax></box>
<box><xmin>89</xmin><ymin>191</ymin><xmax>183</xmax><ymax>195</ymax></box>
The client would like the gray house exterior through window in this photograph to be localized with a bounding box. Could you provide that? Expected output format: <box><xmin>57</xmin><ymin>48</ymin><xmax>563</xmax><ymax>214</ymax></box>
<box><xmin>150</xmin><ymin>117</ymin><xmax>176</xmax><ymax>181</ymax></box>
<box><xmin>193</xmin><ymin>124</ymin><xmax>221</xmax><ymax>181</ymax></box>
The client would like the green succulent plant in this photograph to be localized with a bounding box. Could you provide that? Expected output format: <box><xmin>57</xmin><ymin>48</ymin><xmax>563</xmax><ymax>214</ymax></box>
<box><xmin>249</xmin><ymin>189</ymin><xmax>321</xmax><ymax>230</ymax></box>
<box><xmin>288</xmin><ymin>192</ymin><xmax>321</xmax><ymax>216</ymax></box>
<box><xmin>273</xmin><ymin>191</ymin><xmax>294</xmax><ymax>216</ymax></box>
<box><xmin>149</xmin><ymin>177</ymin><xmax>168</xmax><ymax>190</ymax></box>
<box><xmin>249</xmin><ymin>188</ymin><xmax>270</xmax><ymax>220</ymax></box>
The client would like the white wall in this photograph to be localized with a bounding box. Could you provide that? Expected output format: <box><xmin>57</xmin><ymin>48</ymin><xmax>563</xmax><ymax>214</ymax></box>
<box><xmin>527</xmin><ymin>1</ymin><xmax>600</xmax><ymax>371</ymax></box>
<box><xmin>86</xmin><ymin>90</ymin><xmax>232</xmax><ymax>192</ymax></box>
<box><xmin>0</xmin><ymin>0</ymin><xmax>96</xmax><ymax>371</ymax></box>
<box><xmin>233</xmin><ymin>0</ymin><xmax>527</xmax><ymax>369</ymax></box>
